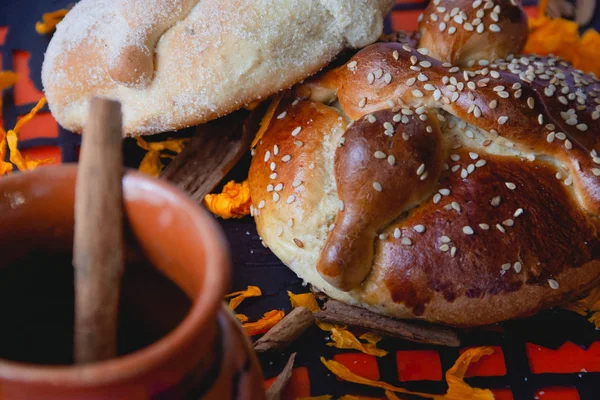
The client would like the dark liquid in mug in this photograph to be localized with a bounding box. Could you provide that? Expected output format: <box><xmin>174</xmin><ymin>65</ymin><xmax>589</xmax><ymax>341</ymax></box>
<box><xmin>0</xmin><ymin>250</ymin><xmax>191</xmax><ymax>365</ymax></box>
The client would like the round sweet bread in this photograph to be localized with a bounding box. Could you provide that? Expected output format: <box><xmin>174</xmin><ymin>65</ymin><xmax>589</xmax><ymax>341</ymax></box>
<box><xmin>248</xmin><ymin>0</ymin><xmax>600</xmax><ymax>326</ymax></box>
<box><xmin>42</xmin><ymin>0</ymin><xmax>394</xmax><ymax>136</ymax></box>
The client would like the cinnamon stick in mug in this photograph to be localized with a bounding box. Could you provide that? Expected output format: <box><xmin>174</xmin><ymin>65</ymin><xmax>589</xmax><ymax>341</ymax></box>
<box><xmin>73</xmin><ymin>97</ymin><xmax>125</xmax><ymax>363</ymax></box>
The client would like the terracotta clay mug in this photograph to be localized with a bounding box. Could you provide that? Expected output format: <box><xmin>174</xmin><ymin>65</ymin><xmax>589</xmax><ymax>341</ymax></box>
<box><xmin>0</xmin><ymin>165</ymin><xmax>264</xmax><ymax>399</ymax></box>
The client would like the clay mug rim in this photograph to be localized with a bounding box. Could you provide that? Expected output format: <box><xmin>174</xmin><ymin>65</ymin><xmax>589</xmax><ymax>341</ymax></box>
<box><xmin>0</xmin><ymin>164</ymin><xmax>231</xmax><ymax>387</ymax></box>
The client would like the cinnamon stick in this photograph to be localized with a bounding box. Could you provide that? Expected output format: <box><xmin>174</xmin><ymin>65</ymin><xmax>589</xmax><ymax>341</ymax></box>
<box><xmin>265</xmin><ymin>353</ymin><xmax>296</xmax><ymax>400</ymax></box>
<box><xmin>254</xmin><ymin>307</ymin><xmax>314</xmax><ymax>352</ymax></box>
<box><xmin>161</xmin><ymin>108</ymin><xmax>256</xmax><ymax>202</ymax></box>
<box><xmin>315</xmin><ymin>299</ymin><xmax>460</xmax><ymax>347</ymax></box>
<box><xmin>73</xmin><ymin>97</ymin><xmax>125</xmax><ymax>363</ymax></box>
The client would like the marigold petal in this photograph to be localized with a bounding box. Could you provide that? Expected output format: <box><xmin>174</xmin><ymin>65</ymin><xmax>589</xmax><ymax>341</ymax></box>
<box><xmin>321</xmin><ymin>346</ymin><xmax>496</xmax><ymax>400</ymax></box>
<box><xmin>327</xmin><ymin>327</ymin><xmax>388</xmax><ymax>357</ymax></box>
<box><xmin>35</xmin><ymin>9</ymin><xmax>69</xmax><ymax>34</ymax></box>
<box><xmin>204</xmin><ymin>180</ymin><xmax>251</xmax><ymax>219</ymax></box>
<box><xmin>243</xmin><ymin>309</ymin><xmax>285</xmax><ymax>336</ymax></box>
<box><xmin>288</xmin><ymin>291</ymin><xmax>320</xmax><ymax>312</ymax></box>
<box><xmin>225</xmin><ymin>285</ymin><xmax>262</xmax><ymax>310</ymax></box>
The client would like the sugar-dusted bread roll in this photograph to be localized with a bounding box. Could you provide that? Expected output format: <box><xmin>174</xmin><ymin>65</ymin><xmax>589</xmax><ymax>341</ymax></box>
<box><xmin>42</xmin><ymin>0</ymin><xmax>394</xmax><ymax>136</ymax></box>
<box><xmin>248</xmin><ymin>0</ymin><xmax>600</xmax><ymax>326</ymax></box>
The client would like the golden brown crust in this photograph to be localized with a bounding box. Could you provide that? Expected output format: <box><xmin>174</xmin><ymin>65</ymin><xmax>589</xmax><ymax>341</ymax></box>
<box><xmin>248</xmin><ymin>0</ymin><xmax>600</xmax><ymax>326</ymax></box>
<box><xmin>418</xmin><ymin>0</ymin><xmax>528</xmax><ymax>66</ymax></box>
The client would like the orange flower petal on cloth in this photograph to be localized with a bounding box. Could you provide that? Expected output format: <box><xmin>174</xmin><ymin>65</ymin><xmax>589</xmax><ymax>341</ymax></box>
<box><xmin>524</xmin><ymin>0</ymin><xmax>600</xmax><ymax>76</ymax></box>
<box><xmin>243</xmin><ymin>309</ymin><xmax>285</xmax><ymax>336</ymax></box>
<box><xmin>288</xmin><ymin>291</ymin><xmax>320</xmax><ymax>312</ymax></box>
<box><xmin>235</xmin><ymin>314</ymin><xmax>249</xmax><ymax>323</ymax></box>
<box><xmin>6</xmin><ymin>97</ymin><xmax>53</xmax><ymax>172</ymax></box>
<box><xmin>225</xmin><ymin>285</ymin><xmax>262</xmax><ymax>311</ymax></box>
<box><xmin>321</xmin><ymin>346</ymin><xmax>496</xmax><ymax>399</ymax></box>
<box><xmin>35</xmin><ymin>9</ymin><xmax>69</xmax><ymax>35</ymax></box>
<box><xmin>0</xmin><ymin>128</ymin><xmax>13</xmax><ymax>175</ymax></box>
<box><xmin>327</xmin><ymin>327</ymin><xmax>388</xmax><ymax>357</ymax></box>
<box><xmin>136</xmin><ymin>137</ymin><xmax>189</xmax><ymax>177</ymax></box>
<box><xmin>204</xmin><ymin>180</ymin><xmax>252</xmax><ymax>219</ymax></box>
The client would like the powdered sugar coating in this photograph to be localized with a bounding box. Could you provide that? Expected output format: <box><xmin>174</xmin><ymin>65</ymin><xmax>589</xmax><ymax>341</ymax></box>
<box><xmin>42</xmin><ymin>0</ymin><xmax>394</xmax><ymax>136</ymax></box>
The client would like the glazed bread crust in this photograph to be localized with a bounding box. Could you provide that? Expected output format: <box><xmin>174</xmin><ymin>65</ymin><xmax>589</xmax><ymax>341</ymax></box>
<box><xmin>42</xmin><ymin>0</ymin><xmax>394</xmax><ymax>136</ymax></box>
<box><xmin>248</xmin><ymin>0</ymin><xmax>600</xmax><ymax>326</ymax></box>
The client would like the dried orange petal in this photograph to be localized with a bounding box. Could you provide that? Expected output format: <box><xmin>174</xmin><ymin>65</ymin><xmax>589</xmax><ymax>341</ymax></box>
<box><xmin>243</xmin><ymin>309</ymin><xmax>285</xmax><ymax>336</ymax></box>
<box><xmin>288</xmin><ymin>291</ymin><xmax>320</xmax><ymax>312</ymax></box>
<box><xmin>204</xmin><ymin>180</ymin><xmax>251</xmax><ymax>219</ymax></box>
<box><xmin>36</xmin><ymin>9</ymin><xmax>69</xmax><ymax>35</ymax></box>
<box><xmin>225</xmin><ymin>285</ymin><xmax>262</xmax><ymax>311</ymax></box>
<box><xmin>321</xmin><ymin>346</ymin><xmax>496</xmax><ymax>399</ymax></box>
<box><xmin>251</xmin><ymin>95</ymin><xmax>281</xmax><ymax>148</ymax></box>
<box><xmin>327</xmin><ymin>327</ymin><xmax>388</xmax><ymax>357</ymax></box>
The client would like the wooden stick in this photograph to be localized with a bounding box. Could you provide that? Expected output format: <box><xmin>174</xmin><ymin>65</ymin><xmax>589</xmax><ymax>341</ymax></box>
<box><xmin>315</xmin><ymin>299</ymin><xmax>461</xmax><ymax>347</ymax></box>
<box><xmin>265</xmin><ymin>353</ymin><xmax>296</xmax><ymax>400</ymax></box>
<box><xmin>73</xmin><ymin>97</ymin><xmax>125</xmax><ymax>363</ymax></box>
<box><xmin>161</xmin><ymin>108</ymin><xmax>256</xmax><ymax>202</ymax></box>
<box><xmin>254</xmin><ymin>307</ymin><xmax>314</xmax><ymax>352</ymax></box>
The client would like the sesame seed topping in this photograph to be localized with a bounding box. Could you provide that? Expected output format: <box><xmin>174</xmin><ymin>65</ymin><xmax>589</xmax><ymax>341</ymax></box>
<box><xmin>548</xmin><ymin>279</ymin><xmax>559</xmax><ymax>289</ymax></box>
<box><xmin>441</xmin><ymin>236</ymin><xmax>452</xmax><ymax>243</ymax></box>
<box><xmin>286</xmin><ymin>195</ymin><xmax>296</xmax><ymax>204</ymax></box>
<box><xmin>414</xmin><ymin>225</ymin><xmax>426</xmax><ymax>233</ymax></box>
<box><xmin>282</xmin><ymin>155</ymin><xmax>292</xmax><ymax>162</ymax></box>
<box><xmin>258</xmin><ymin>200</ymin><xmax>265</xmax><ymax>209</ymax></box>
<box><xmin>270</xmin><ymin>173</ymin><xmax>277</xmax><ymax>180</ymax></box>
<box><xmin>388</xmin><ymin>155</ymin><xmax>396</xmax><ymax>166</ymax></box>
<box><xmin>439</xmin><ymin>22</ymin><xmax>447</xmax><ymax>31</ymax></box>
<box><xmin>496</xmin><ymin>224</ymin><xmax>506</xmax><ymax>233</ymax></box>
<box><xmin>406</xmin><ymin>77</ymin><xmax>416</xmax><ymax>86</ymax></box>
<box><xmin>489</xmin><ymin>24</ymin><xmax>501</xmax><ymax>32</ymax></box>
<box><xmin>547</xmin><ymin>132</ymin><xmax>555</xmax><ymax>143</ymax></box>
<box><xmin>479</xmin><ymin>223</ymin><xmax>490</xmax><ymax>230</ymax></box>
<box><xmin>503</xmin><ymin>219</ymin><xmax>515</xmax><ymax>227</ymax></box>
<box><xmin>384</xmin><ymin>73</ymin><xmax>392</xmax><ymax>84</ymax></box>
<box><xmin>373</xmin><ymin>182</ymin><xmax>383</xmax><ymax>192</ymax></box>
<box><xmin>440</xmin><ymin>244</ymin><xmax>450</xmax><ymax>252</ymax></box>
<box><xmin>273</xmin><ymin>193</ymin><xmax>280</xmax><ymax>202</ymax></box>
<box><xmin>274</xmin><ymin>183</ymin><xmax>283</xmax><ymax>191</ymax></box>
<box><xmin>264</xmin><ymin>151</ymin><xmax>271</xmax><ymax>162</ymax></box>
<box><xmin>277</xmin><ymin>225</ymin><xmax>283</xmax><ymax>237</ymax></box>
<box><xmin>417</xmin><ymin>163</ymin><xmax>426</xmax><ymax>176</ymax></box>
<box><xmin>439</xmin><ymin>188</ymin><xmax>451</xmax><ymax>196</ymax></box>
<box><xmin>375</xmin><ymin>151</ymin><xmax>386</xmax><ymax>159</ymax></box>
<box><xmin>368</xmin><ymin>114</ymin><xmax>377</xmax><ymax>123</ymax></box>
<box><xmin>463</xmin><ymin>226</ymin><xmax>475</xmax><ymax>235</ymax></box>
<box><xmin>491</xmin><ymin>196</ymin><xmax>502</xmax><ymax>207</ymax></box>
<box><xmin>394</xmin><ymin>228</ymin><xmax>401</xmax><ymax>239</ymax></box>
<box><xmin>452</xmin><ymin>201</ymin><xmax>462</xmax><ymax>212</ymax></box>
<box><xmin>401</xmin><ymin>237</ymin><xmax>413</xmax><ymax>246</ymax></box>
<box><xmin>270</xmin><ymin>162</ymin><xmax>276</xmax><ymax>171</ymax></box>
<box><xmin>277</xmin><ymin>112</ymin><xmax>287</xmax><ymax>119</ymax></box>
<box><xmin>393</xmin><ymin>50</ymin><xmax>399</xmax><ymax>60</ymax></box>
<box><xmin>358</xmin><ymin>98</ymin><xmax>367</xmax><ymax>108</ymax></box>
<box><xmin>501</xmin><ymin>263</ymin><xmax>511</xmax><ymax>271</ymax></box>
<box><xmin>292</xmin><ymin>179</ymin><xmax>302</xmax><ymax>188</ymax></box>
<box><xmin>433</xmin><ymin>193</ymin><xmax>442</xmax><ymax>204</ymax></box>
<box><xmin>412</xmin><ymin>90</ymin><xmax>425</xmax><ymax>98</ymax></box>
<box><xmin>565</xmin><ymin>140</ymin><xmax>573</xmax><ymax>150</ymax></box>
<box><xmin>512</xmin><ymin>262</ymin><xmax>522</xmax><ymax>273</ymax></box>
<box><xmin>291</xmin><ymin>127</ymin><xmax>302</xmax><ymax>136</ymax></box>
<box><xmin>506</xmin><ymin>182</ymin><xmax>517</xmax><ymax>190</ymax></box>
<box><xmin>347</xmin><ymin>61</ymin><xmax>358</xmax><ymax>69</ymax></box>
<box><xmin>379</xmin><ymin>233</ymin><xmax>388</xmax><ymax>240</ymax></box>
<box><xmin>498</xmin><ymin>116</ymin><xmax>509</xmax><ymax>124</ymax></box>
